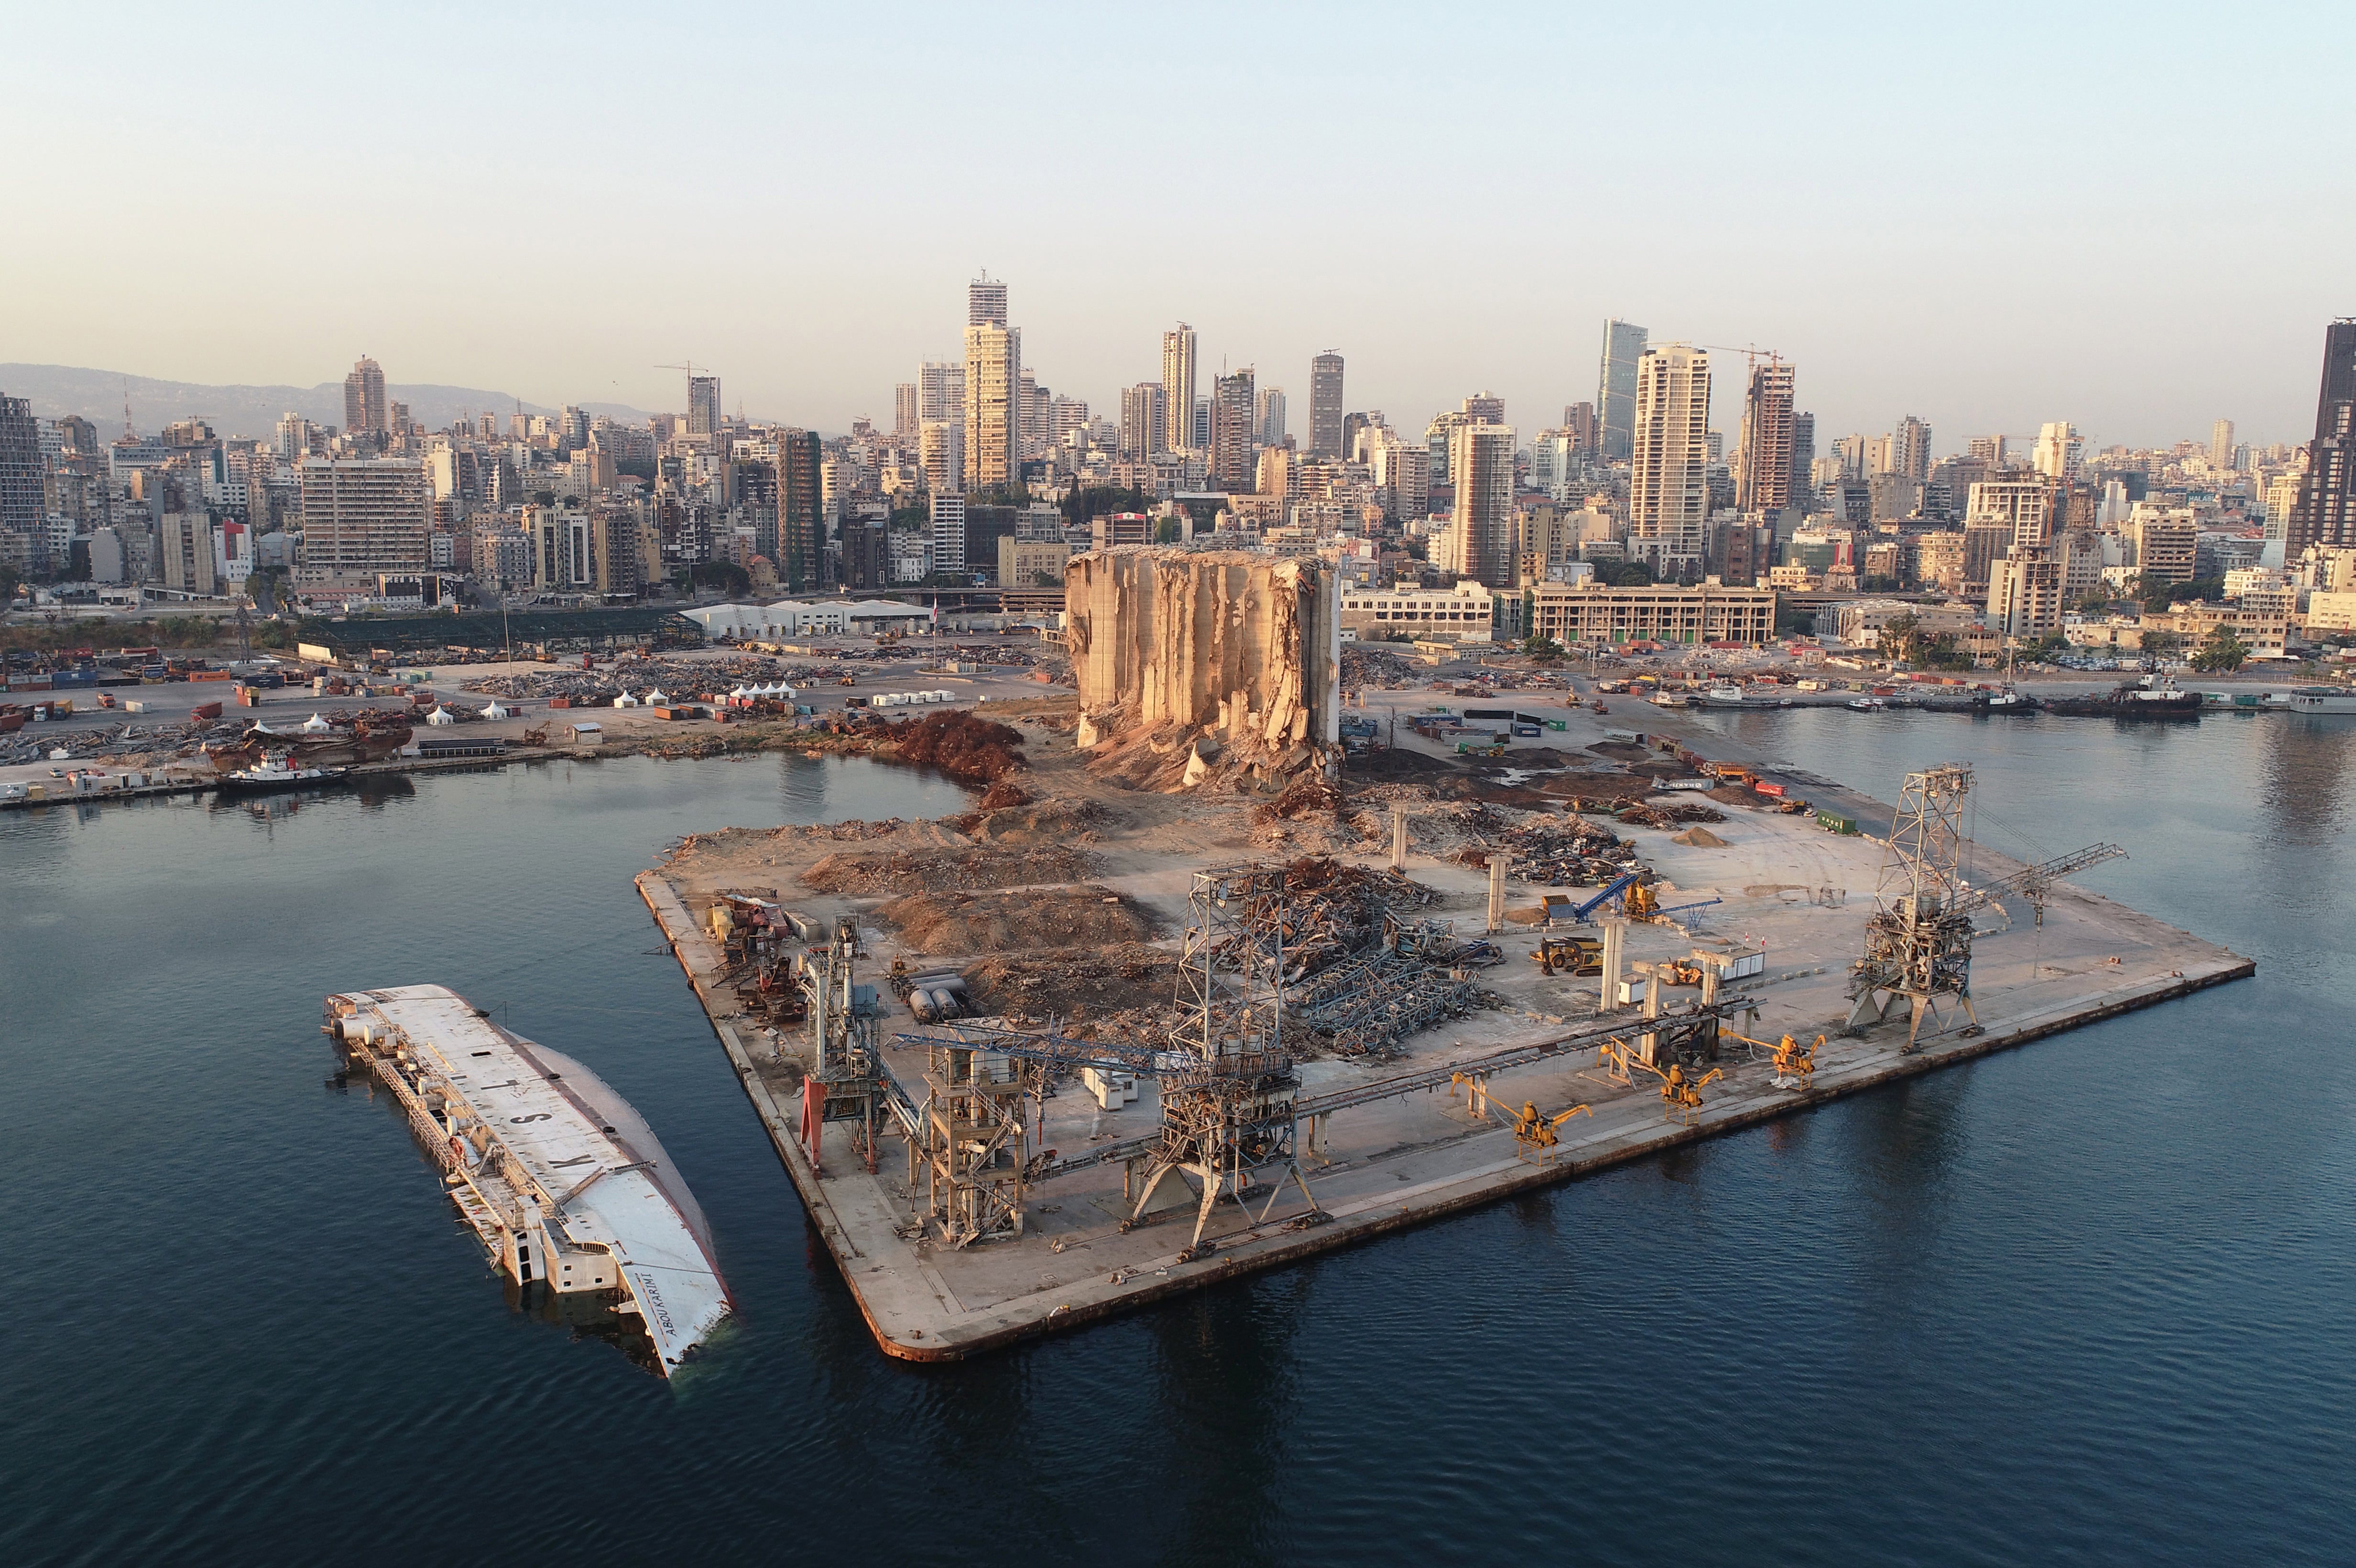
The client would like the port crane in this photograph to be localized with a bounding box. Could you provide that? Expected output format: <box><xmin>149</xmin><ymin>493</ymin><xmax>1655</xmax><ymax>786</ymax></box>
<box><xmin>1848</xmin><ymin>763</ymin><xmax>2128</xmax><ymax>1049</ymax></box>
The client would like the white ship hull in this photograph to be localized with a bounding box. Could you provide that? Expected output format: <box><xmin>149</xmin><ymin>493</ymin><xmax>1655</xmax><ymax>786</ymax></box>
<box><xmin>326</xmin><ymin>984</ymin><xmax>731</xmax><ymax>1375</ymax></box>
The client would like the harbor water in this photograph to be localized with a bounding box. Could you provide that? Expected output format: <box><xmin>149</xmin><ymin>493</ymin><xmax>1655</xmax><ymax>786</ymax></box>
<box><xmin>2</xmin><ymin>720</ymin><xmax>2351</xmax><ymax>1567</ymax></box>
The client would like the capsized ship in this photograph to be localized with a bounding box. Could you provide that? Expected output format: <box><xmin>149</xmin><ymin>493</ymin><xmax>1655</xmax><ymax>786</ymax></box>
<box><xmin>325</xmin><ymin>984</ymin><xmax>730</xmax><ymax>1375</ymax></box>
<box><xmin>207</xmin><ymin>717</ymin><xmax>413</xmax><ymax>772</ymax></box>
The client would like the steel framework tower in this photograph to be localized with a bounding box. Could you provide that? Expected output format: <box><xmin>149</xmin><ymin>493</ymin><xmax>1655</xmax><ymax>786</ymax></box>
<box><xmin>1847</xmin><ymin>763</ymin><xmax>1984</xmax><ymax>1050</ymax></box>
<box><xmin>1125</xmin><ymin>866</ymin><xmax>1319</xmax><ymax>1255</ymax></box>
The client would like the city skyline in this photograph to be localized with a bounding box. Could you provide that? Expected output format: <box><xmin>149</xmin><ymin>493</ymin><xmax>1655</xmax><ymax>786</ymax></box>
<box><xmin>2</xmin><ymin>6</ymin><xmax>2349</xmax><ymax>449</ymax></box>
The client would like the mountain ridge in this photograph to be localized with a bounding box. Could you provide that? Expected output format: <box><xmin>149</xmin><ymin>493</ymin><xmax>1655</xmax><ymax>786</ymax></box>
<box><xmin>0</xmin><ymin>363</ymin><xmax>654</xmax><ymax>441</ymax></box>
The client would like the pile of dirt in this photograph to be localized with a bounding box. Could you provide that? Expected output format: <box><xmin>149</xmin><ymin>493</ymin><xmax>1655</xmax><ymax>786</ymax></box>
<box><xmin>1671</xmin><ymin>826</ymin><xmax>1730</xmax><ymax>847</ymax></box>
<box><xmin>960</xmin><ymin>943</ymin><xmax>1178</xmax><ymax>1024</ymax></box>
<box><xmin>975</xmin><ymin>779</ymin><xmax>1032</xmax><ymax>810</ymax></box>
<box><xmin>958</xmin><ymin>796</ymin><xmax>1126</xmax><ymax>846</ymax></box>
<box><xmin>875</xmin><ymin>886</ymin><xmax>1159</xmax><ymax>954</ymax></box>
<box><xmin>801</xmin><ymin>844</ymin><xmax>1097</xmax><ymax>897</ymax></box>
<box><xmin>1587</xmin><ymin>741</ymin><xmax>1654</xmax><ymax>762</ymax></box>
<box><xmin>1536</xmin><ymin>771</ymin><xmax>1656</xmax><ymax>802</ymax></box>
<box><xmin>1707</xmin><ymin>784</ymin><xmax>1770</xmax><ymax>806</ymax></box>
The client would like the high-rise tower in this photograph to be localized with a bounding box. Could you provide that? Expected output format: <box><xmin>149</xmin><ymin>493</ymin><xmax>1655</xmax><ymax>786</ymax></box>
<box><xmin>1161</xmin><ymin>325</ymin><xmax>1198</xmax><ymax>454</ymax></box>
<box><xmin>2289</xmin><ymin>320</ymin><xmax>2356</xmax><ymax>554</ymax></box>
<box><xmin>1448</xmin><ymin>424</ymin><xmax>1517</xmax><ymax>588</ymax></box>
<box><xmin>1309</xmin><ymin>351</ymin><xmax>1345</xmax><ymax>458</ymax></box>
<box><xmin>963</xmin><ymin>324</ymin><xmax>1020</xmax><ymax>492</ymax></box>
<box><xmin>687</xmin><ymin>375</ymin><xmax>722</xmax><ymax>437</ymax></box>
<box><xmin>1628</xmin><ymin>345</ymin><xmax>1711</xmax><ymax>577</ymax></box>
<box><xmin>968</xmin><ymin>272</ymin><xmax>1008</xmax><ymax>328</ymax></box>
<box><xmin>1211</xmin><ymin>368</ymin><xmax>1256</xmax><ymax>491</ymax></box>
<box><xmin>1597</xmin><ymin>320</ymin><xmax>1648</xmax><ymax>462</ymax></box>
<box><xmin>343</xmin><ymin>356</ymin><xmax>388</xmax><ymax>437</ymax></box>
<box><xmin>1733</xmin><ymin>358</ymin><xmax>1796</xmax><ymax>513</ymax></box>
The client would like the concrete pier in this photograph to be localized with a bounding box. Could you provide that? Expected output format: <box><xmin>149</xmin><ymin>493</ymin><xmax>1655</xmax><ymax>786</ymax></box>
<box><xmin>637</xmin><ymin>809</ymin><xmax>2253</xmax><ymax>1360</ymax></box>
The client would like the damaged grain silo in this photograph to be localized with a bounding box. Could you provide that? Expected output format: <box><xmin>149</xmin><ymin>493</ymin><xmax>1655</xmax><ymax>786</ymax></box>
<box><xmin>1064</xmin><ymin>548</ymin><xmax>1340</xmax><ymax>785</ymax></box>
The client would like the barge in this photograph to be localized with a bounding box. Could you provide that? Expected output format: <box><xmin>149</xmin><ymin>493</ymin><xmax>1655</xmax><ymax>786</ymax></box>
<box><xmin>325</xmin><ymin>984</ymin><xmax>730</xmax><ymax>1375</ymax></box>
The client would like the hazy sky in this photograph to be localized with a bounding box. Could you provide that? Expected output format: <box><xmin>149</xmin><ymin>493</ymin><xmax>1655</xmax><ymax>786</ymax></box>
<box><xmin>5</xmin><ymin>2</ymin><xmax>2350</xmax><ymax>453</ymax></box>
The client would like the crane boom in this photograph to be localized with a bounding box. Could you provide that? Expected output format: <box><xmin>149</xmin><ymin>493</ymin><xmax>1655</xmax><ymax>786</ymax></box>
<box><xmin>1951</xmin><ymin>843</ymin><xmax>2127</xmax><ymax>918</ymax></box>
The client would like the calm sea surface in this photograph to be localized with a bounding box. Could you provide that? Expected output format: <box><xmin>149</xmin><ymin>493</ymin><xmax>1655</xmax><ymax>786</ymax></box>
<box><xmin>3</xmin><ymin>722</ymin><xmax>2351</xmax><ymax>1567</ymax></box>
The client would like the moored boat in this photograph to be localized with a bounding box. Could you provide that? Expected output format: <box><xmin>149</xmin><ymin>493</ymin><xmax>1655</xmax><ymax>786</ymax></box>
<box><xmin>2041</xmin><ymin>675</ymin><xmax>2202</xmax><ymax>719</ymax></box>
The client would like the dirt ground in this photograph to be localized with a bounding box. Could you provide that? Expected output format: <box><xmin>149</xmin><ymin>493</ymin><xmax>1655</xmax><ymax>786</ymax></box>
<box><xmin>802</xmin><ymin>844</ymin><xmax>1098</xmax><ymax>897</ymax></box>
<box><xmin>874</xmin><ymin>886</ymin><xmax>1159</xmax><ymax>953</ymax></box>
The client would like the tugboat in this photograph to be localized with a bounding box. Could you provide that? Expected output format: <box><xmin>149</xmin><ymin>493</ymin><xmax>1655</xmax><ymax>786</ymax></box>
<box><xmin>1985</xmin><ymin>649</ymin><xmax>2034</xmax><ymax>712</ymax></box>
<box><xmin>2041</xmin><ymin>673</ymin><xmax>2202</xmax><ymax>719</ymax></box>
<box><xmin>216</xmin><ymin>749</ymin><xmax>350</xmax><ymax>793</ymax></box>
<box><xmin>1846</xmin><ymin>695</ymin><xmax>1887</xmax><ymax>712</ymax></box>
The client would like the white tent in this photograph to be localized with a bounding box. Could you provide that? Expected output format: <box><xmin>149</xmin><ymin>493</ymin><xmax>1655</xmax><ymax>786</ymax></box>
<box><xmin>614</xmin><ymin>692</ymin><xmax>641</xmax><ymax>708</ymax></box>
<box><xmin>300</xmin><ymin>713</ymin><xmax>331</xmax><ymax>733</ymax></box>
<box><xmin>425</xmin><ymin>706</ymin><xmax>456</xmax><ymax>727</ymax></box>
<box><xmin>646</xmin><ymin>687</ymin><xmax>669</xmax><ymax>705</ymax></box>
<box><xmin>482</xmin><ymin>701</ymin><xmax>511</xmax><ymax>720</ymax></box>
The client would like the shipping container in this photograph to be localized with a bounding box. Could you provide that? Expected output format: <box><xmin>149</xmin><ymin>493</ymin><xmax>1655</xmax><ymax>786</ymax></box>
<box><xmin>1753</xmin><ymin>781</ymin><xmax>1786</xmax><ymax>798</ymax></box>
<box><xmin>1815</xmin><ymin>810</ymin><xmax>1859</xmax><ymax>835</ymax></box>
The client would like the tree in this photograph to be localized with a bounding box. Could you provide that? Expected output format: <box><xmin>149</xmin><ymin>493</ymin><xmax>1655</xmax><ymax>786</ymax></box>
<box><xmin>1860</xmin><ymin>574</ymin><xmax>1902</xmax><ymax>592</ymax></box>
<box><xmin>1876</xmin><ymin>612</ymin><xmax>1920</xmax><ymax>662</ymax></box>
<box><xmin>2075</xmin><ymin>589</ymin><xmax>2113</xmax><ymax>614</ymax></box>
<box><xmin>1155</xmin><ymin>519</ymin><xmax>1182</xmax><ymax>544</ymax></box>
<box><xmin>2190</xmin><ymin>625</ymin><xmax>2250</xmax><ymax>673</ymax></box>
<box><xmin>1061</xmin><ymin>486</ymin><xmax>1155</xmax><ymax>525</ymax></box>
<box><xmin>1519</xmin><ymin>633</ymin><xmax>1564</xmax><ymax>662</ymax></box>
<box><xmin>2139</xmin><ymin>629</ymin><xmax>2185</xmax><ymax>662</ymax></box>
<box><xmin>690</xmin><ymin>560</ymin><xmax>751</xmax><ymax>598</ymax></box>
<box><xmin>0</xmin><ymin>559</ymin><xmax>21</xmax><ymax>607</ymax></box>
<box><xmin>2020</xmin><ymin>631</ymin><xmax>2070</xmax><ymax>664</ymax></box>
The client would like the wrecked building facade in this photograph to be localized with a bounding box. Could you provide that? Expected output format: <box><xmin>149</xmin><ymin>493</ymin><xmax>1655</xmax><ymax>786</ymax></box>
<box><xmin>1065</xmin><ymin>548</ymin><xmax>1340</xmax><ymax>776</ymax></box>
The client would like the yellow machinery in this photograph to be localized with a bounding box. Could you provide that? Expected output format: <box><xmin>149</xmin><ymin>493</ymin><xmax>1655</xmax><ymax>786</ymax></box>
<box><xmin>1624</xmin><ymin>883</ymin><xmax>1659</xmax><ymax>922</ymax></box>
<box><xmin>1656</xmin><ymin>958</ymin><xmax>1705</xmax><ymax>988</ymax></box>
<box><xmin>1646</xmin><ymin>1060</ymin><xmax>1723</xmax><ymax>1124</ymax></box>
<box><xmin>1450</xmin><ymin>1072</ymin><xmax>1592</xmax><ymax>1162</ymax></box>
<box><xmin>1727</xmin><ymin>1030</ymin><xmax>1822</xmax><ymax>1090</ymax></box>
<box><xmin>1495</xmin><ymin>1099</ymin><xmax>1591</xmax><ymax>1162</ymax></box>
<box><xmin>1532</xmin><ymin>935</ymin><xmax>1602</xmax><ymax>976</ymax></box>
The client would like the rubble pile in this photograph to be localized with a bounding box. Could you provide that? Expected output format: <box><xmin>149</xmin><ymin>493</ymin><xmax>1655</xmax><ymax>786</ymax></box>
<box><xmin>1613</xmin><ymin>801</ymin><xmax>1729</xmax><ymax>830</ymax></box>
<box><xmin>1270</xmin><ymin>855</ymin><xmax>1441</xmax><ymax>977</ymax></box>
<box><xmin>464</xmin><ymin>654</ymin><xmax>788</xmax><ymax>703</ymax></box>
<box><xmin>1339</xmin><ymin>645</ymin><xmax>1418</xmax><ymax>692</ymax></box>
<box><xmin>801</xmin><ymin>844</ymin><xmax>1098</xmax><ymax>897</ymax></box>
<box><xmin>814</xmin><ymin>709</ymin><xmax>1026</xmax><ymax>784</ymax></box>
